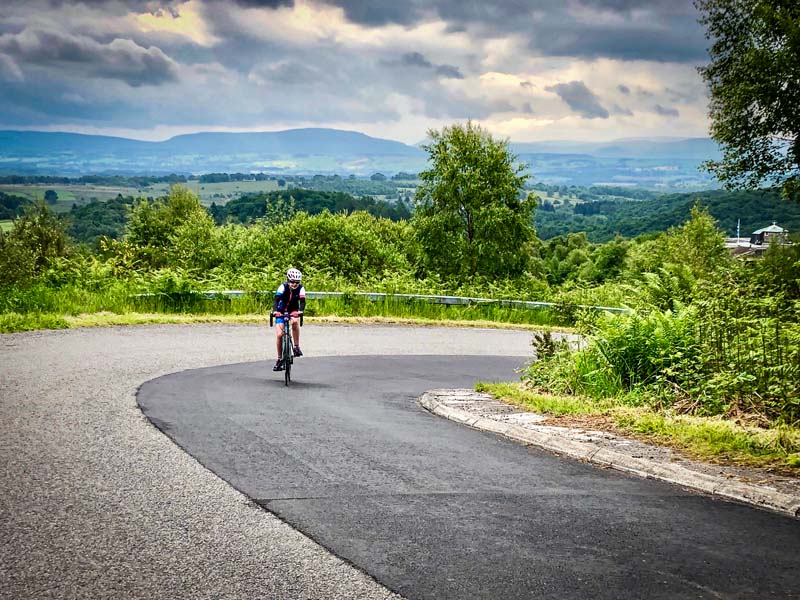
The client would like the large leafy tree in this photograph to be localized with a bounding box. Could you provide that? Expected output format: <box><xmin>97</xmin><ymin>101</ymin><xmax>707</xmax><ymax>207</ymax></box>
<box><xmin>412</xmin><ymin>121</ymin><xmax>536</xmax><ymax>282</ymax></box>
<box><xmin>696</xmin><ymin>0</ymin><xmax>800</xmax><ymax>200</ymax></box>
<box><xmin>0</xmin><ymin>202</ymin><xmax>71</xmax><ymax>287</ymax></box>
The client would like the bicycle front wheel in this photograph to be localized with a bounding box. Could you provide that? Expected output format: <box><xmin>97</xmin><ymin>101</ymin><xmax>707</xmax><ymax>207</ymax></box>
<box><xmin>282</xmin><ymin>331</ymin><xmax>292</xmax><ymax>386</ymax></box>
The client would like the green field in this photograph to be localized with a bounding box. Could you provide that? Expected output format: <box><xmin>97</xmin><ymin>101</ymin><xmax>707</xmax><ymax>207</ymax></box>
<box><xmin>0</xmin><ymin>179</ymin><xmax>282</xmax><ymax>211</ymax></box>
<box><xmin>0</xmin><ymin>220</ymin><xmax>13</xmax><ymax>232</ymax></box>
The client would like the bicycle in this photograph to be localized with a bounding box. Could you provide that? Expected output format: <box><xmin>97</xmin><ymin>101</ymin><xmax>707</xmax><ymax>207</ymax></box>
<box><xmin>270</xmin><ymin>311</ymin><xmax>303</xmax><ymax>386</ymax></box>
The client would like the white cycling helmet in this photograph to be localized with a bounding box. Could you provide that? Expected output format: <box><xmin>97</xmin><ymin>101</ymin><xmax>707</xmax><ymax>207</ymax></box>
<box><xmin>286</xmin><ymin>268</ymin><xmax>302</xmax><ymax>283</ymax></box>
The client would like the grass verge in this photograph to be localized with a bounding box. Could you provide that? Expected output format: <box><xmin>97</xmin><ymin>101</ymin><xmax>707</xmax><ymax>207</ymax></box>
<box><xmin>476</xmin><ymin>382</ymin><xmax>800</xmax><ymax>471</ymax></box>
<box><xmin>0</xmin><ymin>311</ymin><xmax>573</xmax><ymax>333</ymax></box>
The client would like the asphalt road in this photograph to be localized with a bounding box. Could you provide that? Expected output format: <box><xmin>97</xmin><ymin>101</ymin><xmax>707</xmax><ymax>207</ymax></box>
<box><xmin>139</xmin><ymin>354</ymin><xmax>800</xmax><ymax>600</ymax></box>
<box><xmin>0</xmin><ymin>323</ymin><xmax>531</xmax><ymax>599</ymax></box>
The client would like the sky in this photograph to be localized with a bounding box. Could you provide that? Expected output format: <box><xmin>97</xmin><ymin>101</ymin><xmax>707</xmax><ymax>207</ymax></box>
<box><xmin>0</xmin><ymin>0</ymin><xmax>713</xmax><ymax>145</ymax></box>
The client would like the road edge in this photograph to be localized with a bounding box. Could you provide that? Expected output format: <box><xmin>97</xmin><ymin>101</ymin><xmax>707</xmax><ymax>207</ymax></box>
<box><xmin>419</xmin><ymin>389</ymin><xmax>800</xmax><ymax>519</ymax></box>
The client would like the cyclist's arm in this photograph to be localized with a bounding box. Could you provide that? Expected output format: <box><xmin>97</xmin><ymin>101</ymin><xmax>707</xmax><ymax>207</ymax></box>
<box><xmin>273</xmin><ymin>283</ymin><xmax>286</xmax><ymax>314</ymax></box>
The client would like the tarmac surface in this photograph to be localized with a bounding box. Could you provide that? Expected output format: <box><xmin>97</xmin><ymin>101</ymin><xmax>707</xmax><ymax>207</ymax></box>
<box><xmin>139</xmin><ymin>355</ymin><xmax>800</xmax><ymax>599</ymax></box>
<box><xmin>0</xmin><ymin>323</ymin><xmax>527</xmax><ymax>599</ymax></box>
<box><xmin>3</xmin><ymin>323</ymin><xmax>800</xmax><ymax>599</ymax></box>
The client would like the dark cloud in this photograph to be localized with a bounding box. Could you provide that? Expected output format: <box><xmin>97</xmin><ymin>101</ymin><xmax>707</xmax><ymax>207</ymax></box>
<box><xmin>382</xmin><ymin>52</ymin><xmax>463</xmax><ymax>79</ymax></box>
<box><xmin>546</xmin><ymin>81</ymin><xmax>609</xmax><ymax>119</ymax></box>
<box><xmin>654</xmin><ymin>104</ymin><xmax>679</xmax><ymax>117</ymax></box>
<box><xmin>0</xmin><ymin>29</ymin><xmax>178</xmax><ymax>86</ymax></box>
<box><xmin>229</xmin><ymin>0</ymin><xmax>293</xmax><ymax>7</ymax></box>
<box><xmin>401</xmin><ymin>52</ymin><xmax>432</xmax><ymax>68</ymax></box>
<box><xmin>533</xmin><ymin>26</ymin><xmax>706</xmax><ymax>63</ymax></box>
<box><xmin>317</xmin><ymin>0</ymin><xmax>706</xmax><ymax>63</ymax></box>
<box><xmin>617</xmin><ymin>84</ymin><xmax>630</xmax><ymax>94</ymax></box>
<box><xmin>520</xmin><ymin>81</ymin><xmax>533</xmax><ymax>89</ymax></box>
<box><xmin>322</xmin><ymin>0</ymin><xmax>421</xmax><ymax>26</ymax></box>
<box><xmin>435</xmin><ymin>64</ymin><xmax>463</xmax><ymax>79</ymax></box>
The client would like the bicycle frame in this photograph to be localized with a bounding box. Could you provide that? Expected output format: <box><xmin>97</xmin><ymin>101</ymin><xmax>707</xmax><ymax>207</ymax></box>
<box><xmin>270</xmin><ymin>312</ymin><xmax>303</xmax><ymax>386</ymax></box>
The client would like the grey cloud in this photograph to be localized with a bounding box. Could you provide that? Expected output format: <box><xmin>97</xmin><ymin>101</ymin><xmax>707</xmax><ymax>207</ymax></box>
<box><xmin>330</xmin><ymin>0</ymin><xmax>707</xmax><ymax>63</ymax></box>
<box><xmin>435</xmin><ymin>64</ymin><xmax>463</xmax><ymax>79</ymax></box>
<box><xmin>520</xmin><ymin>81</ymin><xmax>533</xmax><ymax>89</ymax></box>
<box><xmin>611</xmin><ymin>103</ymin><xmax>633</xmax><ymax>116</ymax></box>
<box><xmin>253</xmin><ymin>60</ymin><xmax>318</xmax><ymax>85</ymax></box>
<box><xmin>533</xmin><ymin>26</ymin><xmax>706</xmax><ymax>63</ymax></box>
<box><xmin>617</xmin><ymin>84</ymin><xmax>630</xmax><ymax>94</ymax></box>
<box><xmin>0</xmin><ymin>28</ymin><xmax>178</xmax><ymax>86</ymax></box>
<box><xmin>546</xmin><ymin>81</ymin><xmax>609</xmax><ymax>119</ymax></box>
<box><xmin>229</xmin><ymin>0</ymin><xmax>294</xmax><ymax>7</ymax></box>
<box><xmin>402</xmin><ymin>52</ymin><xmax>432</xmax><ymax>68</ymax></box>
<box><xmin>419</xmin><ymin>92</ymin><xmax>515</xmax><ymax>120</ymax></box>
<box><xmin>320</xmin><ymin>0</ymin><xmax>421</xmax><ymax>26</ymax></box>
<box><xmin>654</xmin><ymin>104</ymin><xmax>679</xmax><ymax>117</ymax></box>
<box><xmin>0</xmin><ymin>54</ymin><xmax>23</xmax><ymax>80</ymax></box>
<box><xmin>383</xmin><ymin>52</ymin><xmax>463</xmax><ymax>79</ymax></box>
<box><xmin>42</xmin><ymin>1</ymin><xmax>184</xmax><ymax>15</ymax></box>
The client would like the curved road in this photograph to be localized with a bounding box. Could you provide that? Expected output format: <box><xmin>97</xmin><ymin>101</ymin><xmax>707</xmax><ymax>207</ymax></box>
<box><xmin>1</xmin><ymin>323</ymin><xmax>531</xmax><ymax>599</ymax></box>
<box><xmin>140</xmin><ymin>356</ymin><xmax>800</xmax><ymax>599</ymax></box>
<box><xmin>3</xmin><ymin>324</ymin><xmax>799</xmax><ymax>598</ymax></box>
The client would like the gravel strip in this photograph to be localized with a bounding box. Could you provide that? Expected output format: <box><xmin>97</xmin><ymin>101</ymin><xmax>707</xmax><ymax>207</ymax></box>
<box><xmin>0</xmin><ymin>323</ymin><xmax>533</xmax><ymax>599</ymax></box>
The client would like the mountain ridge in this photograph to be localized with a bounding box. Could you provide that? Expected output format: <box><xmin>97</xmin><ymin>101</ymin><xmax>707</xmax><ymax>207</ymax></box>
<box><xmin>0</xmin><ymin>128</ymin><xmax>722</xmax><ymax>189</ymax></box>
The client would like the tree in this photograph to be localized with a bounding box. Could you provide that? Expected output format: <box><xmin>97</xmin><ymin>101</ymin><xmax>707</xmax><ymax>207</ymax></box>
<box><xmin>124</xmin><ymin>185</ymin><xmax>219</xmax><ymax>270</ymax></box>
<box><xmin>0</xmin><ymin>202</ymin><xmax>71</xmax><ymax>286</ymax></box>
<box><xmin>696</xmin><ymin>0</ymin><xmax>800</xmax><ymax>200</ymax></box>
<box><xmin>44</xmin><ymin>190</ymin><xmax>58</xmax><ymax>205</ymax></box>
<box><xmin>411</xmin><ymin>121</ymin><xmax>536</xmax><ymax>282</ymax></box>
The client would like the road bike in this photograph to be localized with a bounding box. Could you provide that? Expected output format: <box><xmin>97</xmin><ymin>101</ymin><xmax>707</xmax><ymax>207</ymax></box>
<box><xmin>270</xmin><ymin>311</ymin><xmax>303</xmax><ymax>386</ymax></box>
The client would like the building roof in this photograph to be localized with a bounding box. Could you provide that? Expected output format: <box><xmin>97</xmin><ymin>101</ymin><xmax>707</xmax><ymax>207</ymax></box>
<box><xmin>752</xmin><ymin>223</ymin><xmax>787</xmax><ymax>234</ymax></box>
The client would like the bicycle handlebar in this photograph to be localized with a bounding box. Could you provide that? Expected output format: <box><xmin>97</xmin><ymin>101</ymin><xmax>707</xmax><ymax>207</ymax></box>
<box><xmin>270</xmin><ymin>311</ymin><xmax>304</xmax><ymax>327</ymax></box>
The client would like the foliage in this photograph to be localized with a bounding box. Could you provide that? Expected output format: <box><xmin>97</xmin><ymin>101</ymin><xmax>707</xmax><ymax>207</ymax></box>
<box><xmin>0</xmin><ymin>191</ymin><xmax>33</xmax><ymax>219</ymax></box>
<box><xmin>696</xmin><ymin>0</ymin><xmax>800</xmax><ymax>200</ymax></box>
<box><xmin>211</xmin><ymin>188</ymin><xmax>410</xmax><ymax>225</ymax></box>
<box><xmin>536</xmin><ymin>187</ymin><xmax>800</xmax><ymax>242</ymax></box>
<box><xmin>119</xmin><ymin>185</ymin><xmax>221</xmax><ymax>272</ymax></box>
<box><xmin>524</xmin><ymin>207</ymin><xmax>800</xmax><ymax>424</ymax></box>
<box><xmin>413</xmin><ymin>121</ymin><xmax>536</xmax><ymax>282</ymax></box>
<box><xmin>0</xmin><ymin>202</ymin><xmax>72</xmax><ymax>287</ymax></box>
<box><xmin>66</xmin><ymin>195</ymin><xmax>133</xmax><ymax>247</ymax></box>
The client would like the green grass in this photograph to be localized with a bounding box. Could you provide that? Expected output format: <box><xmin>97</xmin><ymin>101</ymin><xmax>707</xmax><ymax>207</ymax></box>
<box><xmin>0</xmin><ymin>219</ymin><xmax>12</xmax><ymax>232</ymax></box>
<box><xmin>478</xmin><ymin>381</ymin><xmax>800</xmax><ymax>470</ymax></box>
<box><xmin>0</xmin><ymin>312</ymin><xmax>69</xmax><ymax>333</ymax></box>
<box><xmin>0</xmin><ymin>310</ymin><xmax>563</xmax><ymax>333</ymax></box>
<box><xmin>0</xmin><ymin>285</ymin><xmax>575</xmax><ymax>333</ymax></box>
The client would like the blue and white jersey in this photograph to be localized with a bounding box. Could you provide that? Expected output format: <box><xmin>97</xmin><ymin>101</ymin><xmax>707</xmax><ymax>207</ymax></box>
<box><xmin>273</xmin><ymin>282</ymin><xmax>306</xmax><ymax>313</ymax></box>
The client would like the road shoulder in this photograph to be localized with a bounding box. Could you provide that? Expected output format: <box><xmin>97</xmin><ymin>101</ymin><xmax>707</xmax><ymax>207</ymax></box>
<box><xmin>420</xmin><ymin>389</ymin><xmax>800</xmax><ymax>518</ymax></box>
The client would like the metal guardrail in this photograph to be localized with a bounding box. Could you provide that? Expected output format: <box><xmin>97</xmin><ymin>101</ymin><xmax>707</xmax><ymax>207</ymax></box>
<box><xmin>165</xmin><ymin>290</ymin><xmax>630</xmax><ymax>314</ymax></box>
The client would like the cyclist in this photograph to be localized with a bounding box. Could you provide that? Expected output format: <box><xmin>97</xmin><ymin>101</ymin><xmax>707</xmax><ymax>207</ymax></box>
<box><xmin>272</xmin><ymin>267</ymin><xmax>306</xmax><ymax>371</ymax></box>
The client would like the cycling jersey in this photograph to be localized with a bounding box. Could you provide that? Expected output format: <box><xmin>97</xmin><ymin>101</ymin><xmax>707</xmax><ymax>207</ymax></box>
<box><xmin>273</xmin><ymin>281</ymin><xmax>306</xmax><ymax>314</ymax></box>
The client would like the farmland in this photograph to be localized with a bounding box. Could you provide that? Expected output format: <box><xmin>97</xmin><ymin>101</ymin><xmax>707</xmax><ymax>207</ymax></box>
<box><xmin>0</xmin><ymin>179</ymin><xmax>282</xmax><ymax>211</ymax></box>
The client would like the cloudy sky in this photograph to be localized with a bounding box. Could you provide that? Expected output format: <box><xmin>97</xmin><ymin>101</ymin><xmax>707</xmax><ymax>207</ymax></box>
<box><xmin>0</xmin><ymin>0</ymin><xmax>713</xmax><ymax>144</ymax></box>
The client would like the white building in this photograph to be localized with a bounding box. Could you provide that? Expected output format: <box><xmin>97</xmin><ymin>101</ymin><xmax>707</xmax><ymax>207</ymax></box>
<box><xmin>725</xmin><ymin>222</ymin><xmax>792</xmax><ymax>257</ymax></box>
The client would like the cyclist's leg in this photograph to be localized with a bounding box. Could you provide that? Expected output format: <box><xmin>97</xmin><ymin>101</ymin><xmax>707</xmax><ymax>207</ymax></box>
<box><xmin>291</xmin><ymin>317</ymin><xmax>302</xmax><ymax>355</ymax></box>
<box><xmin>275</xmin><ymin>321</ymin><xmax>284</xmax><ymax>359</ymax></box>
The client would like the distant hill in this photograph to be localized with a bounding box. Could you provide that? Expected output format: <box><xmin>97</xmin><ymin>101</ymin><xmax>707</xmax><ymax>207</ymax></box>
<box><xmin>512</xmin><ymin>137</ymin><xmax>721</xmax><ymax>160</ymax></box>
<box><xmin>0</xmin><ymin>129</ymin><xmax>427</xmax><ymax>177</ymax></box>
<box><xmin>0</xmin><ymin>128</ymin><xmax>722</xmax><ymax>190</ymax></box>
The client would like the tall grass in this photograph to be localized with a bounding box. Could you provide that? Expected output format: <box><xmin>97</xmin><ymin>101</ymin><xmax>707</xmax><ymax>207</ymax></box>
<box><xmin>0</xmin><ymin>283</ymin><xmax>578</xmax><ymax>330</ymax></box>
